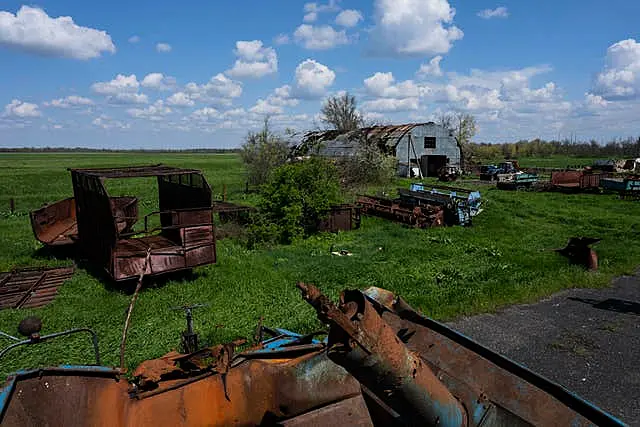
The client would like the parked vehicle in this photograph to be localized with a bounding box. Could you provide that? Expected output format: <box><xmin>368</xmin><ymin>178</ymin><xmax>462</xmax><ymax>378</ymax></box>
<box><xmin>496</xmin><ymin>172</ymin><xmax>539</xmax><ymax>190</ymax></box>
<box><xmin>479</xmin><ymin>161</ymin><xmax>518</xmax><ymax>181</ymax></box>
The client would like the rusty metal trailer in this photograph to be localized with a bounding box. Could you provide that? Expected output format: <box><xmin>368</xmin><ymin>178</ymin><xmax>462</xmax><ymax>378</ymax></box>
<box><xmin>550</xmin><ymin>171</ymin><xmax>603</xmax><ymax>191</ymax></box>
<box><xmin>31</xmin><ymin>165</ymin><xmax>217</xmax><ymax>282</ymax></box>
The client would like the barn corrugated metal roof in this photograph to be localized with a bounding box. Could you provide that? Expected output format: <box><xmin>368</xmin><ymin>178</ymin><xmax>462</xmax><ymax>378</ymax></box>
<box><xmin>300</xmin><ymin>123</ymin><xmax>439</xmax><ymax>150</ymax></box>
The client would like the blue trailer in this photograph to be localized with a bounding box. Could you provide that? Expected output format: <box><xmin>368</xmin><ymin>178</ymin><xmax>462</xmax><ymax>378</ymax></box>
<box><xmin>601</xmin><ymin>177</ymin><xmax>640</xmax><ymax>199</ymax></box>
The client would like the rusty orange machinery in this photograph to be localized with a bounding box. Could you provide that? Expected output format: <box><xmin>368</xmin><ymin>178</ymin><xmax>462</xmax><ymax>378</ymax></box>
<box><xmin>0</xmin><ymin>284</ymin><xmax>625</xmax><ymax>426</ymax></box>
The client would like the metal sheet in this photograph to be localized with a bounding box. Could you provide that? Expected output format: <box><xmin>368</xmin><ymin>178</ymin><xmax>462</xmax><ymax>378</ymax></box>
<box><xmin>0</xmin><ymin>352</ymin><xmax>363</xmax><ymax>427</ymax></box>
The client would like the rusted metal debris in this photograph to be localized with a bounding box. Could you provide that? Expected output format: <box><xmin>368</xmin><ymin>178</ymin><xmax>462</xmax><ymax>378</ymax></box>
<box><xmin>299</xmin><ymin>283</ymin><xmax>626</xmax><ymax>426</ymax></box>
<box><xmin>30</xmin><ymin>165</ymin><xmax>217</xmax><ymax>281</ymax></box>
<box><xmin>554</xmin><ymin>237</ymin><xmax>601</xmax><ymax>270</ymax></box>
<box><xmin>297</xmin><ymin>282</ymin><xmax>467</xmax><ymax>426</ymax></box>
<box><xmin>0</xmin><ymin>283</ymin><xmax>627</xmax><ymax>426</ymax></box>
<box><xmin>551</xmin><ymin>170</ymin><xmax>603</xmax><ymax>191</ymax></box>
<box><xmin>211</xmin><ymin>201</ymin><xmax>254</xmax><ymax>224</ymax></box>
<box><xmin>0</xmin><ymin>266</ymin><xmax>75</xmax><ymax>310</ymax></box>
<box><xmin>318</xmin><ymin>204</ymin><xmax>361</xmax><ymax>233</ymax></box>
<box><xmin>358</xmin><ymin>194</ymin><xmax>444</xmax><ymax>228</ymax></box>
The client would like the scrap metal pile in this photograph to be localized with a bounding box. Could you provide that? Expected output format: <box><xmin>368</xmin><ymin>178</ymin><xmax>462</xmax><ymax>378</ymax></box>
<box><xmin>358</xmin><ymin>184</ymin><xmax>482</xmax><ymax>228</ymax></box>
<box><xmin>0</xmin><ymin>284</ymin><xmax>624</xmax><ymax>426</ymax></box>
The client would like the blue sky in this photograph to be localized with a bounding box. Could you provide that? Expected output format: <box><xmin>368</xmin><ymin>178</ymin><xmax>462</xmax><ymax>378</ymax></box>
<box><xmin>0</xmin><ymin>0</ymin><xmax>639</xmax><ymax>149</ymax></box>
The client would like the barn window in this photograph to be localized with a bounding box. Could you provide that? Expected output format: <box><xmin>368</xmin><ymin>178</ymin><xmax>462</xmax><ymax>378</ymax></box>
<box><xmin>424</xmin><ymin>137</ymin><xmax>436</xmax><ymax>149</ymax></box>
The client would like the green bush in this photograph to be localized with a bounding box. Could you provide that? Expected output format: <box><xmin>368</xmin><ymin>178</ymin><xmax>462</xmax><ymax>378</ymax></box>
<box><xmin>249</xmin><ymin>158</ymin><xmax>343</xmax><ymax>245</ymax></box>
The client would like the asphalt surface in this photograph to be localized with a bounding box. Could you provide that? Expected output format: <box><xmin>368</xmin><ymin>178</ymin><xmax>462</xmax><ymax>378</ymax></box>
<box><xmin>448</xmin><ymin>274</ymin><xmax>640</xmax><ymax>425</ymax></box>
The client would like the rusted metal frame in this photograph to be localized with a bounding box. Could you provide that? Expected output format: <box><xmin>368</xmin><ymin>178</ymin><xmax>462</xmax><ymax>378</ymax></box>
<box><xmin>126</xmin><ymin>221</ymin><xmax>214</xmax><ymax>238</ymax></box>
<box><xmin>372</xmin><ymin>294</ymin><xmax>625</xmax><ymax>427</ymax></box>
<box><xmin>13</xmin><ymin>272</ymin><xmax>46</xmax><ymax>309</ymax></box>
<box><xmin>0</xmin><ymin>328</ymin><xmax>100</xmax><ymax>365</ymax></box>
<box><xmin>115</xmin><ymin>241</ymin><xmax>214</xmax><ymax>259</ymax></box>
<box><xmin>298</xmin><ymin>283</ymin><xmax>467</xmax><ymax>426</ymax></box>
<box><xmin>68</xmin><ymin>165</ymin><xmax>202</xmax><ymax>178</ymax></box>
<box><xmin>0</xmin><ymin>274</ymin><xmax>11</xmax><ymax>289</ymax></box>
<box><xmin>238</xmin><ymin>344</ymin><xmax>326</xmax><ymax>359</ymax></box>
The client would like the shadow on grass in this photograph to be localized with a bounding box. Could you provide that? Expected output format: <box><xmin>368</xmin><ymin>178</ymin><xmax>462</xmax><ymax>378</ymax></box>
<box><xmin>32</xmin><ymin>244</ymin><xmax>206</xmax><ymax>295</ymax></box>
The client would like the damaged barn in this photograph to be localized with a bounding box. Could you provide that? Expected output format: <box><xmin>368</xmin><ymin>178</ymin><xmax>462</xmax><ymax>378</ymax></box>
<box><xmin>292</xmin><ymin>123</ymin><xmax>462</xmax><ymax>178</ymax></box>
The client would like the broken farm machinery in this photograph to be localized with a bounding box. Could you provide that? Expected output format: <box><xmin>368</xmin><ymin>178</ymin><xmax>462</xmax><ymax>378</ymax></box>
<box><xmin>358</xmin><ymin>184</ymin><xmax>482</xmax><ymax>228</ymax></box>
<box><xmin>0</xmin><ymin>283</ymin><xmax>625</xmax><ymax>426</ymax></box>
<box><xmin>30</xmin><ymin>165</ymin><xmax>217</xmax><ymax>282</ymax></box>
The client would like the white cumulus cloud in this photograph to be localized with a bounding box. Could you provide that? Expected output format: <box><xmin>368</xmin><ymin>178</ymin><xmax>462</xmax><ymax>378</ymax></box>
<box><xmin>226</xmin><ymin>40</ymin><xmax>278</xmax><ymax>79</ymax></box>
<box><xmin>44</xmin><ymin>95</ymin><xmax>94</xmax><ymax>108</ymax></box>
<box><xmin>369</xmin><ymin>0</ymin><xmax>463</xmax><ymax>57</ymax></box>
<box><xmin>128</xmin><ymin>35</ymin><xmax>140</xmax><ymax>44</ymax></box>
<box><xmin>293</xmin><ymin>59</ymin><xmax>336</xmax><ymax>98</ymax></box>
<box><xmin>92</xmin><ymin>74</ymin><xmax>140</xmax><ymax>95</ymax></box>
<box><xmin>294</xmin><ymin>24</ymin><xmax>348</xmax><ymax>50</ymax></box>
<box><xmin>364</xmin><ymin>72</ymin><xmax>420</xmax><ymax>98</ymax></box>
<box><xmin>4</xmin><ymin>99</ymin><xmax>41</xmax><ymax>117</ymax></box>
<box><xmin>593</xmin><ymin>39</ymin><xmax>640</xmax><ymax>100</ymax></box>
<box><xmin>274</xmin><ymin>34</ymin><xmax>290</xmax><ymax>45</ymax></box>
<box><xmin>141</xmin><ymin>73</ymin><xmax>176</xmax><ymax>90</ymax></box>
<box><xmin>166</xmin><ymin>92</ymin><xmax>195</xmax><ymax>107</ymax></box>
<box><xmin>185</xmin><ymin>73</ymin><xmax>243</xmax><ymax>104</ymax></box>
<box><xmin>584</xmin><ymin>93</ymin><xmax>608</xmax><ymax>107</ymax></box>
<box><xmin>335</xmin><ymin>10</ymin><xmax>363</xmax><ymax>28</ymax></box>
<box><xmin>417</xmin><ymin>56</ymin><xmax>444</xmax><ymax>77</ymax></box>
<box><xmin>477</xmin><ymin>7</ymin><xmax>509</xmax><ymax>19</ymax></box>
<box><xmin>0</xmin><ymin>6</ymin><xmax>115</xmax><ymax>60</ymax></box>
<box><xmin>92</xmin><ymin>114</ymin><xmax>130</xmax><ymax>130</ymax></box>
<box><xmin>112</xmin><ymin>93</ymin><xmax>149</xmax><ymax>105</ymax></box>
<box><xmin>127</xmin><ymin>101</ymin><xmax>172</xmax><ymax>120</ymax></box>
<box><xmin>156</xmin><ymin>42</ymin><xmax>172</xmax><ymax>53</ymax></box>
<box><xmin>362</xmin><ymin>97</ymin><xmax>419</xmax><ymax>112</ymax></box>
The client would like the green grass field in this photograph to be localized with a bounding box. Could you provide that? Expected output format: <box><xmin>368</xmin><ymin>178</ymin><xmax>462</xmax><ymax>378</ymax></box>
<box><xmin>1</xmin><ymin>152</ymin><xmax>640</xmax><ymax>377</ymax></box>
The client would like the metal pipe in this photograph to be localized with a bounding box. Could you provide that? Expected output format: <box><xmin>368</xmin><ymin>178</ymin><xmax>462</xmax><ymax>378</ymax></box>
<box><xmin>0</xmin><ymin>331</ymin><xmax>20</xmax><ymax>342</ymax></box>
<box><xmin>298</xmin><ymin>283</ymin><xmax>467</xmax><ymax>427</ymax></box>
<box><xmin>0</xmin><ymin>328</ymin><xmax>101</xmax><ymax>365</ymax></box>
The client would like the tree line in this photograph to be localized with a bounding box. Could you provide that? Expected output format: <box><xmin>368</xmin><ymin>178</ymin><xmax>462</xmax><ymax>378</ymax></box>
<box><xmin>468</xmin><ymin>137</ymin><xmax>640</xmax><ymax>163</ymax></box>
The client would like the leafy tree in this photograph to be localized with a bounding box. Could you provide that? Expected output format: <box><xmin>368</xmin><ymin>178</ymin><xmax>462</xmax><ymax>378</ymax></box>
<box><xmin>335</xmin><ymin>144</ymin><xmax>397</xmax><ymax>189</ymax></box>
<box><xmin>240</xmin><ymin>118</ymin><xmax>290</xmax><ymax>186</ymax></box>
<box><xmin>320</xmin><ymin>92</ymin><xmax>363</xmax><ymax>132</ymax></box>
<box><xmin>438</xmin><ymin>112</ymin><xmax>477</xmax><ymax>167</ymax></box>
<box><xmin>249</xmin><ymin>158</ymin><xmax>343</xmax><ymax>245</ymax></box>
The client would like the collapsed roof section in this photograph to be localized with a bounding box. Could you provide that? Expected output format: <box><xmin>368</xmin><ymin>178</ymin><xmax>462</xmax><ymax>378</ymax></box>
<box><xmin>293</xmin><ymin>123</ymin><xmax>436</xmax><ymax>156</ymax></box>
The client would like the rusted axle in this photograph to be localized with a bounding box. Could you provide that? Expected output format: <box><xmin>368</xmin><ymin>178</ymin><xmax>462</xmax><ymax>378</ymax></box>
<box><xmin>298</xmin><ymin>283</ymin><xmax>468</xmax><ymax>426</ymax></box>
